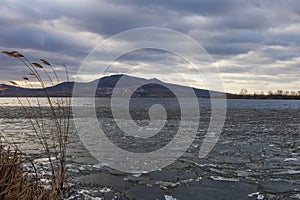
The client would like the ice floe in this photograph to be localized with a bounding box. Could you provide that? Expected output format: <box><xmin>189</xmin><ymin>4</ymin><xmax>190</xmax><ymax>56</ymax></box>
<box><xmin>165</xmin><ymin>195</ymin><xmax>177</xmax><ymax>200</ymax></box>
<box><xmin>284</xmin><ymin>158</ymin><xmax>298</xmax><ymax>162</ymax></box>
<box><xmin>210</xmin><ymin>176</ymin><xmax>239</xmax><ymax>182</ymax></box>
<box><xmin>248</xmin><ymin>192</ymin><xmax>264</xmax><ymax>199</ymax></box>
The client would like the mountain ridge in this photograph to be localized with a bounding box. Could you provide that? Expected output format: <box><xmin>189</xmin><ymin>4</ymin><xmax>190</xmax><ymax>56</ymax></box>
<box><xmin>0</xmin><ymin>74</ymin><xmax>225</xmax><ymax>98</ymax></box>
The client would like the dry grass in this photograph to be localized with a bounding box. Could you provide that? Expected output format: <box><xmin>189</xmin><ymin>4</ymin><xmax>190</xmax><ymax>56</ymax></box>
<box><xmin>0</xmin><ymin>50</ymin><xmax>71</xmax><ymax>199</ymax></box>
<box><xmin>0</xmin><ymin>144</ymin><xmax>58</xmax><ymax>200</ymax></box>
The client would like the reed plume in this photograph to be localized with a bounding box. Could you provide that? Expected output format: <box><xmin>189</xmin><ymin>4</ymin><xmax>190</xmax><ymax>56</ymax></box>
<box><xmin>1</xmin><ymin>50</ymin><xmax>71</xmax><ymax>199</ymax></box>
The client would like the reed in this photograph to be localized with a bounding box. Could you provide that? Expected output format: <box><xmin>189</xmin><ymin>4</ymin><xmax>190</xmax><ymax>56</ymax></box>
<box><xmin>0</xmin><ymin>141</ymin><xmax>57</xmax><ymax>199</ymax></box>
<box><xmin>1</xmin><ymin>50</ymin><xmax>71</xmax><ymax>199</ymax></box>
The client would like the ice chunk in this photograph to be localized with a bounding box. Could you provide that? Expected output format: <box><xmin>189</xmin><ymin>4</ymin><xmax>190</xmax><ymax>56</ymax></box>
<box><xmin>78</xmin><ymin>189</ymin><xmax>90</xmax><ymax>194</ymax></box>
<box><xmin>210</xmin><ymin>176</ymin><xmax>239</xmax><ymax>182</ymax></box>
<box><xmin>68</xmin><ymin>168</ymin><xmax>79</xmax><ymax>173</ymax></box>
<box><xmin>132</xmin><ymin>173</ymin><xmax>142</xmax><ymax>177</ymax></box>
<box><xmin>284</xmin><ymin>158</ymin><xmax>298</xmax><ymax>162</ymax></box>
<box><xmin>165</xmin><ymin>195</ymin><xmax>177</xmax><ymax>200</ymax></box>
<box><xmin>156</xmin><ymin>181</ymin><xmax>179</xmax><ymax>188</ymax></box>
<box><xmin>93</xmin><ymin>163</ymin><xmax>107</xmax><ymax>169</ymax></box>
<box><xmin>99</xmin><ymin>187</ymin><xmax>111</xmax><ymax>193</ymax></box>
<box><xmin>257</xmin><ymin>194</ymin><xmax>264</xmax><ymax>200</ymax></box>
<box><xmin>292</xmin><ymin>194</ymin><xmax>300</xmax><ymax>199</ymax></box>
<box><xmin>34</xmin><ymin>157</ymin><xmax>56</xmax><ymax>163</ymax></box>
<box><xmin>279</xmin><ymin>170</ymin><xmax>300</xmax><ymax>174</ymax></box>
<box><xmin>248</xmin><ymin>192</ymin><xmax>259</xmax><ymax>197</ymax></box>
<box><xmin>248</xmin><ymin>192</ymin><xmax>264</xmax><ymax>199</ymax></box>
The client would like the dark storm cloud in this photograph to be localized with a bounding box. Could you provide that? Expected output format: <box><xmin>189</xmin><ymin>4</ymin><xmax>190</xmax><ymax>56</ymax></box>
<box><xmin>108</xmin><ymin>0</ymin><xmax>242</xmax><ymax>16</ymax></box>
<box><xmin>0</xmin><ymin>26</ymin><xmax>80</xmax><ymax>53</ymax></box>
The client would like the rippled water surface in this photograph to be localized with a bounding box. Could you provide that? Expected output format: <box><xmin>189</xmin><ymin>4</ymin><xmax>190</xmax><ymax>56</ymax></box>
<box><xmin>0</xmin><ymin>98</ymin><xmax>299</xmax><ymax>199</ymax></box>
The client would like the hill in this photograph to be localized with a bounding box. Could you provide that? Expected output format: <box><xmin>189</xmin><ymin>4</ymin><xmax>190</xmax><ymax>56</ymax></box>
<box><xmin>0</xmin><ymin>74</ymin><xmax>225</xmax><ymax>98</ymax></box>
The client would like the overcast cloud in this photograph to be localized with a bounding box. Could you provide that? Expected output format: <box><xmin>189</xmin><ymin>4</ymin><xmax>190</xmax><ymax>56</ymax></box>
<box><xmin>0</xmin><ymin>0</ymin><xmax>299</xmax><ymax>93</ymax></box>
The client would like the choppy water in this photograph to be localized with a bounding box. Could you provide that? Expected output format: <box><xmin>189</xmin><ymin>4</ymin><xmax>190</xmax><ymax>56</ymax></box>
<box><xmin>0</xmin><ymin>98</ymin><xmax>300</xmax><ymax>200</ymax></box>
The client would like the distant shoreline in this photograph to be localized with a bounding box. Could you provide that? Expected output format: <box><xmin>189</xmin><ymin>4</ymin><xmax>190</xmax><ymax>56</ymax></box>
<box><xmin>226</xmin><ymin>94</ymin><xmax>300</xmax><ymax>100</ymax></box>
<box><xmin>1</xmin><ymin>95</ymin><xmax>300</xmax><ymax>100</ymax></box>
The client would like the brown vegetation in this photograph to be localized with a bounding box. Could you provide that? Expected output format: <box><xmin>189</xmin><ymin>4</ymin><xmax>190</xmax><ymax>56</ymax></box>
<box><xmin>0</xmin><ymin>144</ymin><xmax>58</xmax><ymax>199</ymax></box>
<box><xmin>0</xmin><ymin>50</ymin><xmax>71</xmax><ymax>199</ymax></box>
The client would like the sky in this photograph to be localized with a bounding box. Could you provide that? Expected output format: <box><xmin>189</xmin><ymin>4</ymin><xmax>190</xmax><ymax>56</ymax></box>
<box><xmin>0</xmin><ymin>0</ymin><xmax>299</xmax><ymax>93</ymax></box>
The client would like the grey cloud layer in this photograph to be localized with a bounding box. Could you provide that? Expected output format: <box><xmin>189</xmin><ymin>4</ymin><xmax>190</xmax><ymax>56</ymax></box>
<box><xmin>0</xmin><ymin>0</ymin><xmax>299</xmax><ymax>92</ymax></box>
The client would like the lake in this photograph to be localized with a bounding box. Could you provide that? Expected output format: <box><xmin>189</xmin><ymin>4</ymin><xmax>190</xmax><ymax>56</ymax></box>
<box><xmin>0</xmin><ymin>98</ymin><xmax>299</xmax><ymax>199</ymax></box>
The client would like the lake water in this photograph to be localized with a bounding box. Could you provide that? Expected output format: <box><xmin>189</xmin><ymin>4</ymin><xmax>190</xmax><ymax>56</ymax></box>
<box><xmin>0</xmin><ymin>98</ymin><xmax>299</xmax><ymax>199</ymax></box>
